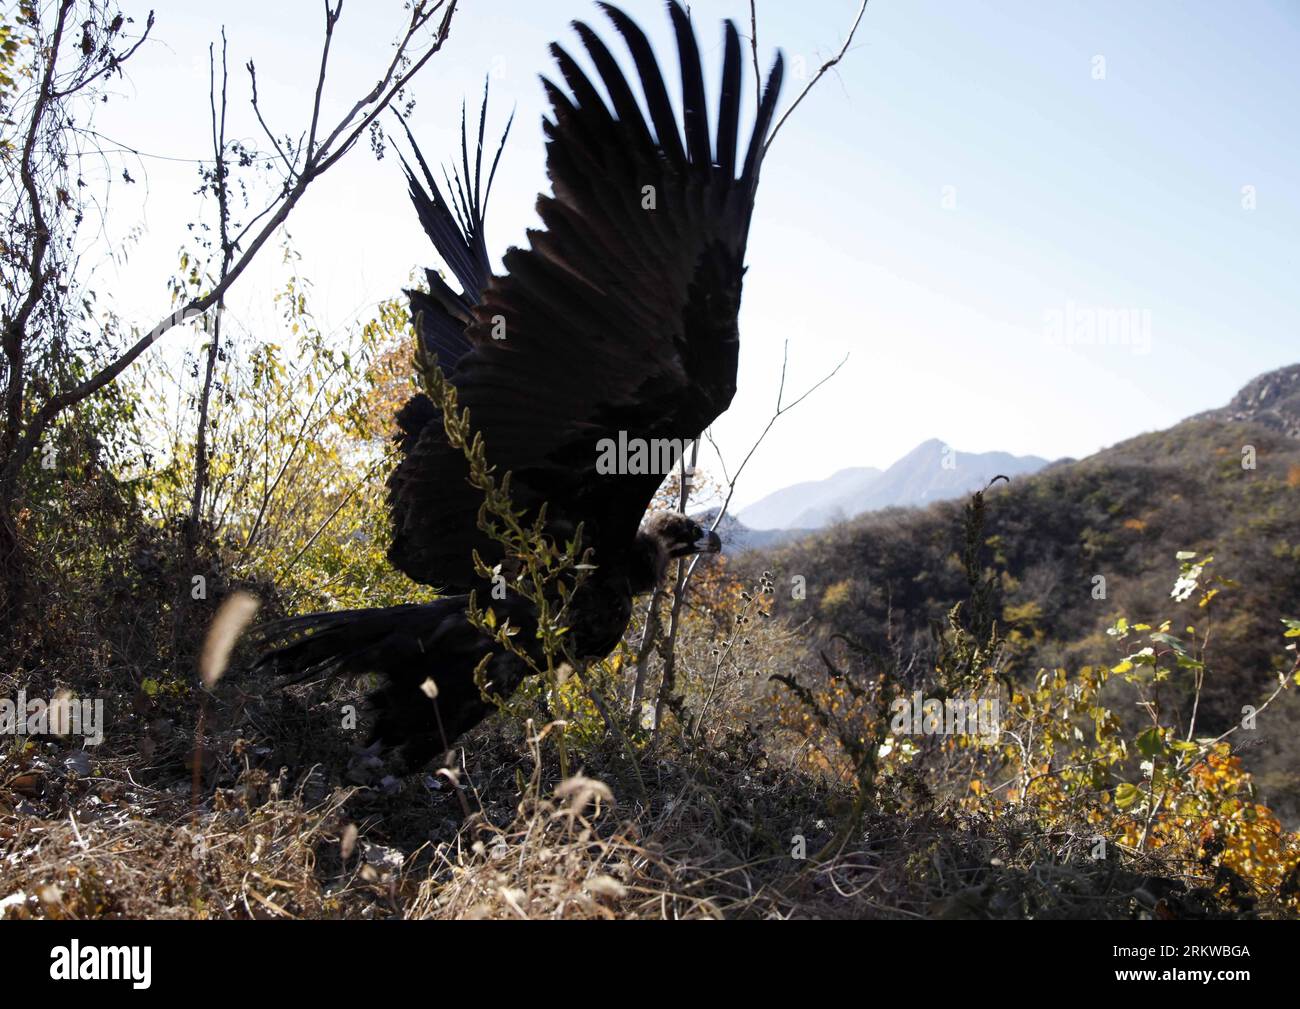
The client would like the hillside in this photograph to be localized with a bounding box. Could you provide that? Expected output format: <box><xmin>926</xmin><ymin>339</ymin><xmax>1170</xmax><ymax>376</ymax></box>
<box><xmin>1196</xmin><ymin>363</ymin><xmax>1300</xmax><ymax>437</ymax></box>
<box><xmin>745</xmin><ymin>365</ymin><xmax>1300</xmax><ymax>819</ymax></box>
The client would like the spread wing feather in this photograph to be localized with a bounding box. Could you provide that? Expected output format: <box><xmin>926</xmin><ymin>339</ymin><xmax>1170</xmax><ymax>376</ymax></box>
<box><xmin>388</xmin><ymin>1</ymin><xmax>783</xmax><ymax>589</ymax></box>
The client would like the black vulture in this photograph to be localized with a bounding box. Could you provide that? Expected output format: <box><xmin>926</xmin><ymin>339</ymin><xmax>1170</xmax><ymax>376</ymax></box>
<box><xmin>251</xmin><ymin>1</ymin><xmax>783</xmax><ymax>770</ymax></box>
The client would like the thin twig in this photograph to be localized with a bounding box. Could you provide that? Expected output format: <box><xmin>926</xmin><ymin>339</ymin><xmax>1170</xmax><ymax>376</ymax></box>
<box><xmin>0</xmin><ymin>1</ymin><xmax>459</xmax><ymax>496</ymax></box>
<box><xmin>764</xmin><ymin>0</ymin><xmax>870</xmax><ymax>152</ymax></box>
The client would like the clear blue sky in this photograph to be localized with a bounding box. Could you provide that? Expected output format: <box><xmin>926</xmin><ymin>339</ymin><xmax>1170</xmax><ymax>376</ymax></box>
<box><xmin>93</xmin><ymin>0</ymin><xmax>1300</xmax><ymax>509</ymax></box>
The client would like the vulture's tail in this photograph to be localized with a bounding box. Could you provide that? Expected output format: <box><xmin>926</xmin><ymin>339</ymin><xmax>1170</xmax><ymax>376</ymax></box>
<box><xmin>248</xmin><ymin>599</ymin><xmax>524</xmax><ymax>769</ymax></box>
<box><xmin>249</xmin><ymin>603</ymin><xmax>433</xmax><ymax>683</ymax></box>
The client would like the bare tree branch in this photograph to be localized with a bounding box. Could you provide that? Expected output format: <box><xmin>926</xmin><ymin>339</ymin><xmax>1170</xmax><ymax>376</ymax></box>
<box><xmin>0</xmin><ymin>0</ymin><xmax>460</xmax><ymax>512</ymax></box>
<box><xmin>307</xmin><ymin>1</ymin><xmax>343</xmax><ymax>157</ymax></box>
<box><xmin>246</xmin><ymin>61</ymin><xmax>297</xmax><ymax>179</ymax></box>
<box><xmin>634</xmin><ymin>342</ymin><xmax>848</xmax><ymax>730</ymax></box>
<box><xmin>705</xmin><ymin>342</ymin><xmax>848</xmax><ymax>536</ymax></box>
<box><xmin>765</xmin><ymin>0</ymin><xmax>869</xmax><ymax>152</ymax></box>
<box><xmin>188</xmin><ymin>29</ymin><xmax>234</xmax><ymax>542</ymax></box>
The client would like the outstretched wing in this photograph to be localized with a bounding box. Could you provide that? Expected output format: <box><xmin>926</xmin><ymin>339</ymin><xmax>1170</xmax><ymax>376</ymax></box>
<box><xmin>388</xmin><ymin>0</ymin><xmax>783</xmax><ymax>589</ymax></box>
<box><xmin>397</xmin><ymin>85</ymin><xmax>512</xmax><ymax>373</ymax></box>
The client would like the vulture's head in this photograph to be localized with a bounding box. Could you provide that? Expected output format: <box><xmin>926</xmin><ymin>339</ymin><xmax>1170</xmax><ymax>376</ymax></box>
<box><xmin>631</xmin><ymin>512</ymin><xmax>723</xmax><ymax>592</ymax></box>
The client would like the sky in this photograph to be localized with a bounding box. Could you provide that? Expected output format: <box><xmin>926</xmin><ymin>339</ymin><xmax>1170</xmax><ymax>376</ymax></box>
<box><xmin>86</xmin><ymin>0</ymin><xmax>1300</xmax><ymax>510</ymax></box>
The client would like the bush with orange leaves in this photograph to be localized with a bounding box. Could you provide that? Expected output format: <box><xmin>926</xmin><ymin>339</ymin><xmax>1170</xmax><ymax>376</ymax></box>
<box><xmin>769</xmin><ymin>487</ymin><xmax>1300</xmax><ymax>915</ymax></box>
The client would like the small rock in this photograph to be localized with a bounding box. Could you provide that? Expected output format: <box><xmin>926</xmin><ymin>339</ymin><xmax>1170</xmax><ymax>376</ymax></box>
<box><xmin>360</xmin><ymin>842</ymin><xmax>405</xmax><ymax>872</ymax></box>
<box><xmin>6</xmin><ymin>772</ymin><xmax>44</xmax><ymax>798</ymax></box>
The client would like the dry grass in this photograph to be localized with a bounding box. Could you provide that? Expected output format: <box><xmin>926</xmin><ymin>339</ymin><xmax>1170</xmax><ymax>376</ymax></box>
<box><xmin>0</xmin><ymin>710</ymin><xmax>1248</xmax><ymax>920</ymax></box>
<box><xmin>0</xmin><ymin>556</ymin><xmax>1275</xmax><ymax>920</ymax></box>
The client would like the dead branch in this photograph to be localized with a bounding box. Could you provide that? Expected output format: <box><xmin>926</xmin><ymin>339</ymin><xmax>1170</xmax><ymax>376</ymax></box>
<box><xmin>763</xmin><ymin>0</ymin><xmax>870</xmax><ymax>152</ymax></box>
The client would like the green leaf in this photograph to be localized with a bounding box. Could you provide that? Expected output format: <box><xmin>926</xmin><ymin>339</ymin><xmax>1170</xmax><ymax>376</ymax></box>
<box><xmin>1136</xmin><ymin>727</ymin><xmax>1165</xmax><ymax>758</ymax></box>
<box><xmin>1114</xmin><ymin>783</ymin><xmax>1141</xmax><ymax>809</ymax></box>
<box><xmin>1150</xmin><ymin>631</ymin><xmax>1188</xmax><ymax>654</ymax></box>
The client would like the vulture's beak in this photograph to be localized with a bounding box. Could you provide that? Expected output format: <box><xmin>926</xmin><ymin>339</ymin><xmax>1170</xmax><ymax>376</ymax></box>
<box><xmin>694</xmin><ymin>530</ymin><xmax>723</xmax><ymax>554</ymax></box>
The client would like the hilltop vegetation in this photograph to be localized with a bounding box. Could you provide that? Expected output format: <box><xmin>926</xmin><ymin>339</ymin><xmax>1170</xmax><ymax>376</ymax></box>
<box><xmin>746</xmin><ymin>368</ymin><xmax>1300</xmax><ymax>821</ymax></box>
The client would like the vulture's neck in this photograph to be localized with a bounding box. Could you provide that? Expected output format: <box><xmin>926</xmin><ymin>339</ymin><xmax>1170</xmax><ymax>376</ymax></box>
<box><xmin>627</xmin><ymin>530</ymin><xmax>669</xmax><ymax>595</ymax></box>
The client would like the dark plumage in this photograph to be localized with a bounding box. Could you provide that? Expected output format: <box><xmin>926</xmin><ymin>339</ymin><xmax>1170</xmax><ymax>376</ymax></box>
<box><xmin>251</xmin><ymin>2</ymin><xmax>781</xmax><ymax>769</ymax></box>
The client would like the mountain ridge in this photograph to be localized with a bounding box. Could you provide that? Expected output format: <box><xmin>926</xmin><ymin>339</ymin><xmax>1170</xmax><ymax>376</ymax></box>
<box><xmin>736</xmin><ymin>439</ymin><xmax>1051</xmax><ymax>532</ymax></box>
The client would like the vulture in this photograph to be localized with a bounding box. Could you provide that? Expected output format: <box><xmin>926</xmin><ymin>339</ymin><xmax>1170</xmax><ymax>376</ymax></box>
<box><xmin>251</xmin><ymin>1</ymin><xmax>784</xmax><ymax>771</ymax></box>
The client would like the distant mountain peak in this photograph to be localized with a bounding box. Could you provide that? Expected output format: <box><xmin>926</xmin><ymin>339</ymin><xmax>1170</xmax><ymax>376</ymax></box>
<box><xmin>735</xmin><ymin>439</ymin><xmax>1050</xmax><ymax>533</ymax></box>
<box><xmin>726</xmin><ymin>364</ymin><xmax>1300</xmax><ymax>551</ymax></box>
<box><xmin>735</xmin><ymin>465</ymin><xmax>881</xmax><ymax>531</ymax></box>
<box><xmin>1202</xmin><ymin>364</ymin><xmax>1300</xmax><ymax>438</ymax></box>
